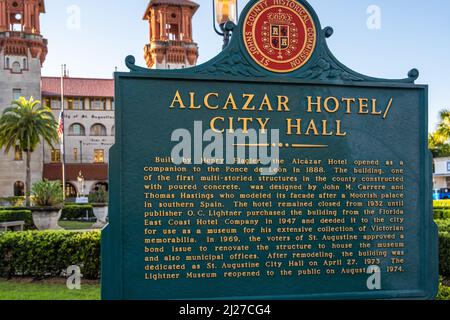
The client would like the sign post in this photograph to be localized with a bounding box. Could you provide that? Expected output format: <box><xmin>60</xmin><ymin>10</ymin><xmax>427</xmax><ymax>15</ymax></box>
<box><xmin>102</xmin><ymin>0</ymin><xmax>438</xmax><ymax>300</ymax></box>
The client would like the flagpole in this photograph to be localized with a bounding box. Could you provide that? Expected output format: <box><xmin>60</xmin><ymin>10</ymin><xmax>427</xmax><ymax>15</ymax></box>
<box><xmin>60</xmin><ymin>64</ymin><xmax>66</xmax><ymax>202</ymax></box>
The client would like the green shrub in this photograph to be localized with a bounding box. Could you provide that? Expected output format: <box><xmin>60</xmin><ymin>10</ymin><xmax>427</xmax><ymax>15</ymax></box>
<box><xmin>443</xmin><ymin>210</ymin><xmax>450</xmax><ymax>220</ymax></box>
<box><xmin>0</xmin><ymin>210</ymin><xmax>33</xmax><ymax>230</ymax></box>
<box><xmin>0</xmin><ymin>207</ymin><xmax>29</xmax><ymax>211</ymax></box>
<box><xmin>439</xmin><ymin>232</ymin><xmax>450</xmax><ymax>276</ymax></box>
<box><xmin>32</xmin><ymin>180</ymin><xmax>63</xmax><ymax>207</ymax></box>
<box><xmin>88</xmin><ymin>188</ymin><xmax>108</xmax><ymax>204</ymax></box>
<box><xmin>62</xmin><ymin>205</ymin><xmax>94</xmax><ymax>220</ymax></box>
<box><xmin>437</xmin><ymin>281</ymin><xmax>450</xmax><ymax>300</ymax></box>
<box><xmin>0</xmin><ymin>230</ymin><xmax>100</xmax><ymax>279</ymax></box>
<box><xmin>434</xmin><ymin>210</ymin><xmax>443</xmax><ymax>220</ymax></box>
<box><xmin>0</xmin><ymin>197</ymin><xmax>25</xmax><ymax>207</ymax></box>
<box><xmin>436</xmin><ymin>219</ymin><xmax>450</xmax><ymax>233</ymax></box>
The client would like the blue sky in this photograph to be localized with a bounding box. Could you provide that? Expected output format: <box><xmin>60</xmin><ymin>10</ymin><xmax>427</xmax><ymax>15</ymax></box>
<box><xmin>40</xmin><ymin>0</ymin><xmax>450</xmax><ymax>130</ymax></box>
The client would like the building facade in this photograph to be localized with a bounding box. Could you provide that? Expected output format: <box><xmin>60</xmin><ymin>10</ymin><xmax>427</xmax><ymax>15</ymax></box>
<box><xmin>433</xmin><ymin>157</ymin><xmax>450</xmax><ymax>190</ymax></box>
<box><xmin>0</xmin><ymin>0</ymin><xmax>199</xmax><ymax>198</ymax></box>
<box><xmin>143</xmin><ymin>0</ymin><xmax>199</xmax><ymax>69</ymax></box>
<box><xmin>0</xmin><ymin>0</ymin><xmax>47</xmax><ymax>197</ymax></box>
<box><xmin>41</xmin><ymin>76</ymin><xmax>114</xmax><ymax>197</ymax></box>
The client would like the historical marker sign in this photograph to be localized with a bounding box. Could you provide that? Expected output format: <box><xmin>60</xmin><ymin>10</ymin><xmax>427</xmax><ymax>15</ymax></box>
<box><xmin>102</xmin><ymin>0</ymin><xmax>438</xmax><ymax>300</ymax></box>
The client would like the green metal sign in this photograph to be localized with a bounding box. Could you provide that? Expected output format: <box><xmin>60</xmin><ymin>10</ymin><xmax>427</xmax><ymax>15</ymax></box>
<box><xmin>102</xmin><ymin>0</ymin><xmax>438</xmax><ymax>300</ymax></box>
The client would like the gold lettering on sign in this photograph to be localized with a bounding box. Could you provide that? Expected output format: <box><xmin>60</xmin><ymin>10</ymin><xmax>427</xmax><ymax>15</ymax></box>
<box><xmin>142</xmin><ymin>155</ymin><xmax>407</xmax><ymax>281</ymax></box>
<box><xmin>168</xmin><ymin>91</ymin><xmax>393</xmax><ymax>135</ymax></box>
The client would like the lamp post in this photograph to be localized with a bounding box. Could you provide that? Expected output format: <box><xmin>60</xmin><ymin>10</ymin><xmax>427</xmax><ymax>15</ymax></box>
<box><xmin>79</xmin><ymin>140</ymin><xmax>83</xmax><ymax>164</ymax></box>
<box><xmin>213</xmin><ymin>0</ymin><xmax>238</xmax><ymax>50</ymax></box>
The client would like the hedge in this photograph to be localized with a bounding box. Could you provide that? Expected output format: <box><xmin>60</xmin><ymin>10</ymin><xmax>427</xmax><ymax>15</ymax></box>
<box><xmin>437</xmin><ymin>281</ymin><xmax>450</xmax><ymax>300</ymax></box>
<box><xmin>433</xmin><ymin>200</ymin><xmax>450</xmax><ymax>221</ymax></box>
<box><xmin>434</xmin><ymin>209</ymin><xmax>450</xmax><ymax>220</ymax></box>
<box><xmin>434</xmin><ymin>210</ymin><xmax>443</xmax><ymax>220</ymax></box>
<box><xmin>61</xmin><ymin>205</ymin><xmax>94</xmax><ymax>220</ymax></box>
<box><xmin>436</xmin><ymin>219</ymin><xmax>450</xmax><ymax>233</ymax></box>
<box><xmin>0</xmin><ymin>231</ymin><xmax>100</xmax><ymax>279</ymax></box>
<box><xmin>440</xmin><ymin>232</ymin><xmax>450</xmax><ymax>276</ymax></box>
<box><xmin>1</xmin><ymin>205</ymin><xmax>95</xmax><ymax>221</ymax></box>
<box><xmin>0</xmin><ymin>207</ymin><xmax>29</xmax><ymax>211</ymax></box>
<box><xmin>0</xmin><ymin>197</ymin><xmax>25</xmax><ymax>207</ymax></box>
<box><xmin>434</xmin><ymin>200</ymin><xmax>450</xmax><ymax>208</ymax></box>
<box><xmin>437</xmin><ymin>220</ymin><xmax>450</xmax><ymax>276</ymax></box>
<box><xmin>0</xmin><ymin>210</ymin><xmax>34</xmax><ymax>230</ymax></box>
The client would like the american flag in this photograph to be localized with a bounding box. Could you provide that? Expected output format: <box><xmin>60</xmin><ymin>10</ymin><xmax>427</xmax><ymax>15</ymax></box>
<box><xmin>57</xmin><ymin>111</ymin><xmax>64</xmax><ymax>141</ymax></box>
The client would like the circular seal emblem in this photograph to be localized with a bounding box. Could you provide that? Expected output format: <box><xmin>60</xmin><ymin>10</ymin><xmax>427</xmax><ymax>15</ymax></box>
<box><xmin>243</xmin><ymin>0</ymin><xmax>317</xmax><ymax>73</ymax></box>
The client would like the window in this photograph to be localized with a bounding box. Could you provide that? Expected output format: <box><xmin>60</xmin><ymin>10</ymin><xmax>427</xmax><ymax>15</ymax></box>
<box><xmin>73</xmin><ymin>98</ymin><xmax>84</xmax><ymax>110</ymax></box>
<box><xmin>12</xmin><ymin>24</ymin><xmax>21</xmax><ymax>32</ymax></box>
<box><xmin>90</xmin><ymin>123</ymin><xmax>107</xmax><ymax>136</ymax></box>
<box><xmin>11</xmin><ymin>61</ymin><xmax>21</xmax><ymax>73</ymax></box>
<box><xmin>111</xmin><ymin>125</ymin><xmax>115</xmax><ymax>136</ymax></box>
<box><xmin>447</xmin><ymin>162</ymin><xmax>450</xmax><ymax>172</ymax></box>
<box><xmin>69</xmin><ymin>123</ymin><xmax>85</xmax><ymax>136</ymax></box>
<box><xmin>14</xmin><ymin>145</ymin><xmax>22</xmax><ymax>161</ymax></box>
<box><xmin>94</xmin><ymin>149</ymin><xmax>104</xmax><ymax>163</ymax></box>
<box><xmin>12</xmin><ymin>89</ymin><xmax>21</xmax><ymax>101</ymax></box>
<box><xmin>23</xmin><ymin>58</ymin><xmax>27</xmax><ymax>70</ymax></box>
<box><xmin>14</xmin><ymin>181</ymin><xmax>25</xmax><ymax>197</ymax></box>
<box><xmin>66</xmin><ymin>97</ymin><xmax>84</xmax><ymax>110</ymax></box>
<box><xmin>51</xmin><ymin>149</ymin><xmax>61</xmax><ymax>163</ymax></box>
<box><xmin>90</xmin><ymin>98</ymin><xmax>106</xmax><ymax>110</ymax></box>
<box><xmin>67</xmin><ymin>98</ymin><xmax>74</xmax><ymax>110</ymax></box>
<box><xmin>4</xmin><ymin>57</ymin><xmax>9</xmax><ymax>69</ymax></box>
<box><xmin>111</xmin><ymin>100</ymin><xmax>115</xmax><ymax>111</ymax></box>
<box><xmin>169</xmin><ymin>24</ymin><xmax>179</xmax><ymax>40</ymax></box>
<box><xmin>50</xmin><ymin>98</ymin><xmax>61</xmax><ymax>110</ymax></box>
<box><xmin>73</xmin><ymin>147</ymin><xmax>78</xmax><ymax>161</ymax></box>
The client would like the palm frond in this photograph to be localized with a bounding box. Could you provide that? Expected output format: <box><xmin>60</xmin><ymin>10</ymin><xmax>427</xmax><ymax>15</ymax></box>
<box><xmin>0</xmin><ymin>97</ymin><xmax>58</xmax><ymax>154</ymax></box>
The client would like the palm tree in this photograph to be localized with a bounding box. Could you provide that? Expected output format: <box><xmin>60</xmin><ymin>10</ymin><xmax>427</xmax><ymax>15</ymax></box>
<box><xmin>0</xmin><ymin>97</ymin><xmax>58</xmax><ymax>207</ymax></box>
<box><xmin>429</xmin><ymin>131</ymin><xmax>450</xmax><ymax>158</ymax></box>
<box><xmin>436</xmin><ymin>109</ymin><xmax>450</xmax><ymax>141</ymax></box>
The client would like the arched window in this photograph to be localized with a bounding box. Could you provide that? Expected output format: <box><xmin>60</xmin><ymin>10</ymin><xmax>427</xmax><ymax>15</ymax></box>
<box><xmin>93</xmin><ymin>182</ymin><xmax>109</xmax><ymax>192</ymax></box>
<box><xmin>111</xmin><ymin>125</ymin><xmax>115</xmax><ymax>136</ymax></box>
<box><xmin>5</xmin><ymin>57</ymin><xmax>10</xmax><ymax>69</ymax></box>
<box><xmin>69</xmin><ymin>123</ymin><xmax>86</xmax><ymax>136</ymax></box>
<box><xmin>11</xmin><ymin>61</ymin><xmax>21</xmax><ymax>73</ymax></box>
<box><xmin>65</xmin><ymin>183</ymin><xmax>77</xmax><ymax>198</ymax></box>
<box><xmin>90</xmin><ymin>123</ymin><xmax>107</xmax><ymax>136</ymax></box>
<box><xmin>23</xmin><ymin>58</ymin><xmax>27</xmax><ymax>70</ymax></box>
<box><xmin>14</xmin><ymin>181</ymin><xmax>25</xmax><ymax>196</ymax></box>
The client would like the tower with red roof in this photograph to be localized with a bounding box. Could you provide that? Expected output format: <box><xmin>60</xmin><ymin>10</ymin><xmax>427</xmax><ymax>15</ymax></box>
<box><xmin>143</xmin><ymin>0</ymin><xmax>199</xmax><ymax>69</ymax></box>
<box><xmin>0</xmin><ymin>0</ymin><xmax>47</xmax><ymax>197</ymax></box>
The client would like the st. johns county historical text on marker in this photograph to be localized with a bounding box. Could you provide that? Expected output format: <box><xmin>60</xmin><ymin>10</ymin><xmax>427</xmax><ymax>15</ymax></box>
<box><xmin>102</xmin><ymin>0</ymin><xmax>438</xmax><ymax>300</ymax></box>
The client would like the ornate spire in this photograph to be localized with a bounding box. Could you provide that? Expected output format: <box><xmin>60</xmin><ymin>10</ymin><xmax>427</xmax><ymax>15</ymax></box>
<box><xmin>143</xmin><ymin>0</ymin><xmax>199</xmax><ymax>69</ymax></box>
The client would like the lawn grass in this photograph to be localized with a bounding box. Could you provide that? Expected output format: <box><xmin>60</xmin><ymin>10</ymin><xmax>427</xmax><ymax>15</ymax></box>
<box><xmin>0</xmin><ymin>278</ymin><xmax>100</xmax><ymax>300</ymax></box>
<box><xmin>0</xmin><ymin>277</ymin><xmax>448</xmax><ymax>300</ymax></box>
<box><xmin>58</xmin><ymin>220</ymin><xmax>94</xmax><ymax>230</ymax></box>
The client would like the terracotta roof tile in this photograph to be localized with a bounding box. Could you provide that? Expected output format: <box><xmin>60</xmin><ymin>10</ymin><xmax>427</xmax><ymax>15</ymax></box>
<box><xmin>41</xmin><ymin>77</ymin><xmax>114</xmax><ymax>98</ymax></box>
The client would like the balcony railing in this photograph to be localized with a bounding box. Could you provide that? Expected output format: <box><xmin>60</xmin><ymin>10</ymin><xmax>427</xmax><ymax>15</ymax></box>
<box><xmin>0</xmin><ymin>31</ymin><xmax>44</xmax><ymax>41</ymax></box>
<box><xmin>146</xmin><ymin>40</ymin><xmax>198</xmax><ymax>48</ymax></box>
